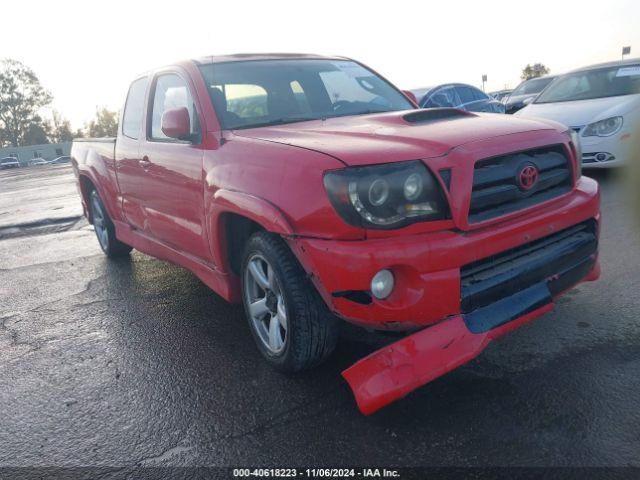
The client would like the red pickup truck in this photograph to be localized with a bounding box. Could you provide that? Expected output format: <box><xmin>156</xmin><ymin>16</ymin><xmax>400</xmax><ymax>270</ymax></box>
<box><xmin>72</xmin><ymin>54</ymin><xmax>600</xmax><ymax>414</ymax></box>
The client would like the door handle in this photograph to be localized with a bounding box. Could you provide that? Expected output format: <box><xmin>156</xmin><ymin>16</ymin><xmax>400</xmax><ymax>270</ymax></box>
<box><xmin>139</xmin><ymin>156</ymin><xmax>151</xmax><ymax>171</ymax></box>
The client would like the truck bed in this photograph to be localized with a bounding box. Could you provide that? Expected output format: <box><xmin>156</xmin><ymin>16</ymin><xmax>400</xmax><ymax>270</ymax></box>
<box><xmin>71</xmin><ymin>138</ymin><xmax>116</xmax><ymax>166</ymax></box>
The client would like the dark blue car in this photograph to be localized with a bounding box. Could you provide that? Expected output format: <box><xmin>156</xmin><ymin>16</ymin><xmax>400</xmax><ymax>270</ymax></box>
<box><xmin>411</xmin><ymin>83</ymin><xmax>505</xmax><ymax>113</ymax></box>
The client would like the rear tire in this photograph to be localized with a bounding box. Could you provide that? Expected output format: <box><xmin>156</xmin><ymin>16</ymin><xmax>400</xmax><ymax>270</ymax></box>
<box><xmin>89</xmin><ymin>189</ymin><xmax>132</xmax><ymax>258</ymax></box>
<box><xmin>241</xmin><ymin>231</ymin><xmax>339</xmax><ymax>372</ymax></box>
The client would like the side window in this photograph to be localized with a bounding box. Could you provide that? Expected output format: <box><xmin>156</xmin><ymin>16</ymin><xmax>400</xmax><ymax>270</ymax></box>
<box><xmin>150</xmin><ymin>73</ymin><xmax>199</xmax><ymax>141</ymax></box>
<box><xmin>425</xmin><ymin>87</ymin><xmax>457</xmax><ymax>107</ymax></box>
<box><xmin>122</xmin><ymin>77</ymin><xmax>149</xmax><ymax>139</ymax></box>
<box><xmin>471</xmin><ymin>87</ymin><xmax>489</xmax><ymax>101</ymax></box>
<box><xmin>456</xmin><ymin>86</ymin><xmax>476</xmax><ymax>105</ymax></box>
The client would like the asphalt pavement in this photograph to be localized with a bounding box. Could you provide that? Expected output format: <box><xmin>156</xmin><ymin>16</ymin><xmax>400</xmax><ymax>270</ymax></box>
<box><xmin>1</xmin><ymin>164</ymin><xmax>639</xmax><ymax>471</ymax></box>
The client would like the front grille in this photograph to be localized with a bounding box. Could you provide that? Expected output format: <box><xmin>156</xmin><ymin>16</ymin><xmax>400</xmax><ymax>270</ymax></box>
<box><xmin>460</xmin><ymin>220</ymin><xmax>597</xmax><ymax>315</ymax></box>
<box><xmin>469</xmin><ymin>145</ymin><xmax>573</xmax><ymax>223</ymax></box>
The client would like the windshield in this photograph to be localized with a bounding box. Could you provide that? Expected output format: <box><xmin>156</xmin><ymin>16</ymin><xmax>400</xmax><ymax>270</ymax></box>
<box><xmin>511</xmin><ymin>77</ymin><xmax>554</xmax><ymax>96</ymax></box>
<box><xmin>198</xmin><ymin>59</ymin><xmax>414</xmax><ymax>129</ymax></box>
<box><xmin>536</xmin><ymin>65</ymin><xmax>640</xmax><ymax>103</ymax></box>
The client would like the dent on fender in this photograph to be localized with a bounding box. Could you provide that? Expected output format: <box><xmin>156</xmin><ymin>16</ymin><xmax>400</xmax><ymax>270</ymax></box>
<box><xmin>211</xmin><ymin>189</ymin><xmax>294</xmax><ymax>235</ymax></box>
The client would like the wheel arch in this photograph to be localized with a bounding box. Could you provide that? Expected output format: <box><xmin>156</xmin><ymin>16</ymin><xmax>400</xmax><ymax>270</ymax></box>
<box><xmin>77</xmin><ymin>170</ymin><xmax>123</xmax><ymax>226</ymax></box>
<box><xmin>78</xmin><ymin>174</ymin><xmax>98</xmax><ymax>223</ymax></box>
<box><xmin>210</xmin><ymin>189</ymin><xmax>295</xmax><ymax>275</ymax></box>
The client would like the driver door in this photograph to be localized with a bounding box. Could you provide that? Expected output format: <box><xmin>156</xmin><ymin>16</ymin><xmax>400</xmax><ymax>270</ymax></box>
<box><xmin>138</xmin><ymin>72</ymin><xmax>211</xmax><ymax>263</ymax></box>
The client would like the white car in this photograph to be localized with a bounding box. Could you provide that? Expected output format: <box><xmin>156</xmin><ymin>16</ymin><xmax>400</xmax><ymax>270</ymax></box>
<box><xmin>0</xmin><ymin>157</ymin><xmax>20</xmax><ymax>169</ymax></box>
<box><xmin>48</xmin><ymin>155</ymin><xmax>71</xmax><ymax>164</ymax></box>
<box><xmin>29</xmin><ymin>157</ymin><xmax>48</xmax><ymax>166</ymax></box>
<box><xmin>515</xmin><ymin>58</ymin><xmax>640</xmax><ymax>168</ymax></box>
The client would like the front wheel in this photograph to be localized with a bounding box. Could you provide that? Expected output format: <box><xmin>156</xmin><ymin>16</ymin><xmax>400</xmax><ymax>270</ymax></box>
<box><xmin>89</xmin><ymin>189</ymin><xmax>132</xmax><ymax>258</ymax></box>
<box><xmin>241</xmin><ymin>232</ymin><xmax>339</xmax><ymax>372</ymax></box>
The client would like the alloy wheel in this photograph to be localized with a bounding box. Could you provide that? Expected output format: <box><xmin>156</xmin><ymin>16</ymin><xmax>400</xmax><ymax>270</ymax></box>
<box><xmin>91</xmin><ymin>194</ymin><xmax>109</xmax><ymax>251</ymax></box>
<box><xmin>243</xmin><ymin>254</ymin><xmax>288</xmax><ymax>354</ymax></box>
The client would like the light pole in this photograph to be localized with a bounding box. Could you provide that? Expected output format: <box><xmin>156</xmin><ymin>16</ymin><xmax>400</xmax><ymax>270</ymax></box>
<box><xmin>481</xmin><ymin>74</ymin><xmax>487</xmax><ymax>92</ymax></box>
<box><xmin>622</xmin><ymin>46</ymin><xmax>631</xmax><ymax>60</ymax></box>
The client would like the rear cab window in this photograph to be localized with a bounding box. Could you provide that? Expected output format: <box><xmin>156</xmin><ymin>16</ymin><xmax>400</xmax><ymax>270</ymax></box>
<box><xmin>217</xmin><ymin>84</ymin><xmax>269</xmax><ymax>119</ymax></box>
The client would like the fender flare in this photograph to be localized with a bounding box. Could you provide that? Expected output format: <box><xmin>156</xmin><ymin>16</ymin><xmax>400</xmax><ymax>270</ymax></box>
<box><xmin>77</xmin><ymin>166</ymin><xmax>121</xmax><ymax>224</ymax></box>
<box><xmin>208</xmin><ymin>189</ymin><xmax>295</xmax><ymax>270</ymax></box>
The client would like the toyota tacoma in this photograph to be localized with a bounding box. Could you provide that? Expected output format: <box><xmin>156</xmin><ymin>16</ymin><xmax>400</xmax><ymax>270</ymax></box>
<box><xmin>71</xmin><ymin>54</ymin><xmax>600</xmax><ymax>414</ymax></box>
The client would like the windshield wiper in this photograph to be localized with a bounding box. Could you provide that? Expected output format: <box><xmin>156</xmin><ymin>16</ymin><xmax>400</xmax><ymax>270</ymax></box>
<box><xmin>232</xmin><ymin>116</ymin><xmax>320</xmax><ymax>130</ymax></box>
<box><xmin>231</xmin><ymin>109</ymin><xmax>394</xmax><ymax>130</ymax></box>
<box><xmin>331</xmin><ymin>108</ymin><xmax>393</xmax><ymax>118</ymax></box>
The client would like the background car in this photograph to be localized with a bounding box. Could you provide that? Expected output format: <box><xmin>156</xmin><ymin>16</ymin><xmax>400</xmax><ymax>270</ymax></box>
<box><xmin>489</xmin><ymin>89</ymin><xmax>513</xmax><ymax>102</ymax></box>
<box><xmin>515</xmin><ymin>58</ymin><xmax>640</xmax><ymax>168</ymax></box>
<box><xmin>29</xmin><ymin>157</ymin><xmax>48</xmax><ymax>166</ymax></box>
<box><xmin>0</xmin><ymin>157</ymin><xmax>20</xmax><ymax>169</ymax></box>
<box><xmin>411</xmin><ymin>83</ymin><xmax>505</xmax><ymax>113</ymax></box>
<box><xmin>504</xmin><ymin>75</ymin><xmax>558</xmax><ymax>114</ymax></box>
<box><xmin>47</xmin><ymin>155</ymin><xmax>71</xmax><ymax>164</ymax></box>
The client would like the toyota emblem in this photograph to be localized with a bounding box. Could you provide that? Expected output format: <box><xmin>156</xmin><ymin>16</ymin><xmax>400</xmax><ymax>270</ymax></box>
<box><xmin>518</xmin><ymin>164</ymin><xmax>539</xmax><ymax>191</ymax></box>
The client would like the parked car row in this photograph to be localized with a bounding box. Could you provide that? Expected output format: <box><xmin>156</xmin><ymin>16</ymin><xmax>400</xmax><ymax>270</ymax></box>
<box><xmin>411</xmin><ymin>58</ymin><xmax>639</xmax><ymax>168</ymax></box>
<box><xmin>0</xmin><ymin>155</ymin><xmax>70</xmax><ymax>169</ymax></box>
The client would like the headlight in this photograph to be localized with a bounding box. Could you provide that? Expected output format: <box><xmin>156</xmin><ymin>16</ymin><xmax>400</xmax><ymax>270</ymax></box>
<box><xmin>323</xmin><ymin>161</ymin><xmax>449</xmax><ymax>229</ymax></box>
<box><xmin>581</xmin><ymin>116</ymin><xmax>623</xmax><ymax>137</ymax></box>
<box><xmin>568</xmin><ymin>129</ymin><xmax>582</xmax><ymax>179</ymax></box>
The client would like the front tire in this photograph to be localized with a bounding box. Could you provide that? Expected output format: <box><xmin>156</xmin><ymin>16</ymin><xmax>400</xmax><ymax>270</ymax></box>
<box><xmin>241</xmin><ymin>231</ymin><xmax>338</xmax><ymax>372</ymax></box>
<box><xmin>89</xmin><ymin>189</ymin><xmax>132</xmax><ymax>258</ymax></box>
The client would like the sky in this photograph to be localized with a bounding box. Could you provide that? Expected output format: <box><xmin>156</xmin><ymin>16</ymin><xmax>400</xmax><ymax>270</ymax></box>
<box><xmin>1</xmin><ymin>0</ymin><xmax>639</xmax><ymax>128</ymax></box>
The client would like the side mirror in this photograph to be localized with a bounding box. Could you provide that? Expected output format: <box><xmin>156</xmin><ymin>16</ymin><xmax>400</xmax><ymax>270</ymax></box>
<box><xmin>161</xmin><ymin>107</ymin><xmax>191</xmax><ymax>140</ymax></box>
<box><xmin>402</xmin><ymin>90</ymin><xmax>418</xmax><ymax>106</ymax></box>
<box><xmin>522</xmin><ymin>96</ymin><xmax>535</xmax><ymax>106</ymax></box>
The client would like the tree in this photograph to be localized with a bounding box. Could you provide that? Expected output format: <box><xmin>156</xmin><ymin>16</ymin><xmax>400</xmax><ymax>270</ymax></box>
<box><xmin>521</xmin><ymin>63</ymin><xmax>550</xmax><ymax>81</ymax></box>
<box><xmin>23</xmin><ymin>120</ymin><xmax>50</xmax><ymax>146</ymax></box>
<box><xmin>0</xmin><ymin>59</ymin><xmax>53</xmax><ymax>147</ymax></box>
<box><xmin>49</xmin><ymin>111</ymin><xmax>76</xmax><ymax>143</ymax></box>
<box><xmin>86</xmin><ymin>107</ymin><xmax>118</xmax><ymax>137</ymax></box>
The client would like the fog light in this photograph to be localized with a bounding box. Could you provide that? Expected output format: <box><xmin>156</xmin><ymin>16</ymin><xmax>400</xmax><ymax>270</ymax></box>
<box><xmin>371</xmin><ymin>269</ymin><xmax>394</xmax><ymax>299</ymax></box>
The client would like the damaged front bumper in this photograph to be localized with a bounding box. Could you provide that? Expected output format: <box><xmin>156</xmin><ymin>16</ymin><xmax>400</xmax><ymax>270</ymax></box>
<box><xmin>288</xmin><ymin>177</ymin><xmax>600</xmax><ymax>414</ymax></box>
<box><xmin>343</xmin><ymin>253</ymin><xmax>600</xmax><ymax>415</ymax></box>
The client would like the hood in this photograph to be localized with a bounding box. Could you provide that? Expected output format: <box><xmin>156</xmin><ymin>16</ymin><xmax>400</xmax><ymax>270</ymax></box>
<box><xmin>232</xmin><ymin>110</ymin><xmax>558</xmax><ymax>166</ymax></box>
<box><xmin>515</xmin><ymin>94</ymin><xmax>640</xmax><ymax>128</ymax></box>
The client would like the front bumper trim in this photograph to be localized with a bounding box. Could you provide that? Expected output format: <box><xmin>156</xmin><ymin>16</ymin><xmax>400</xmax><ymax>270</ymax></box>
<box><xmin>342</xmin><ymin>255</ymin><xmax>599</xmax><ymax>415</ymax></box>
<box><xmin>342</xmin><ymin>303</ymin><xmax>553</xmax><ymax>416</ymax></box>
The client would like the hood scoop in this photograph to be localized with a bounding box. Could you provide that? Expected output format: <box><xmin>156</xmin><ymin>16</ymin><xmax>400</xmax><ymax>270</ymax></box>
<box><xmin>403</xmin><ymin>108</ymin><xmax>475</xmax><ymax>124</ymax></box>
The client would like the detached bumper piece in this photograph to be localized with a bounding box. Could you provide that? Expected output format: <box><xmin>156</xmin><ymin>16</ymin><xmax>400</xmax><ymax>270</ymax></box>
<box><xmin>342</xmin><ymin>220</ymin><xmax>598</xmax><ymax>415</ymax></box>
